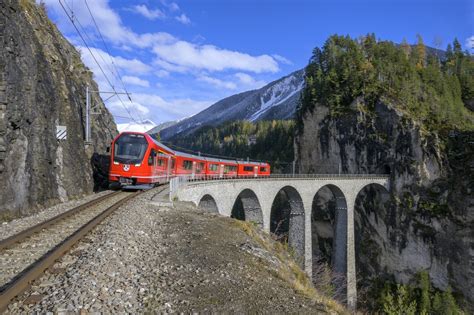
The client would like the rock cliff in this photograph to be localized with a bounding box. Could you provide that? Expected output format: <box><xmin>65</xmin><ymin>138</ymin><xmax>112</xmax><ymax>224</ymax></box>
<box><xmin>0</xmin><ymin>0</ymin><xmax>117</xmax><ymax>217</ymax></box>
<box><xmin>296</xmin><ymin>98</ymin><xmax>473</xmax><ymax>309</ymax></box>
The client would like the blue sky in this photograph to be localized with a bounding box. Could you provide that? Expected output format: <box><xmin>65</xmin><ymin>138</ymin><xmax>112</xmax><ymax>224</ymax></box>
<box><xmin>41</xmin><ymin>0</ymin><xmax>473</xmax><ymax>127</ymax></box>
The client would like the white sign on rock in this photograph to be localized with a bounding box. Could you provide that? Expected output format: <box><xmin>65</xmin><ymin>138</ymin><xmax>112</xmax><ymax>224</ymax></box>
<box><xmin>56</xmin><ymin>125</ymin><xmax>67</xmax><ymax>140</ymax></box>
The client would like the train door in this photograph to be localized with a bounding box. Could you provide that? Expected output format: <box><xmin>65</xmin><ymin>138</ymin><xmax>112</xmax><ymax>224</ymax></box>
<box><xmin>192</xmin><ymin>161</ymin><xmax>196</xmax><ymax>180</ymax></box>
<box><xmin>171</xmin><ymin>157</ymin><xmax>176</xmax><ymax>176</ymax></box>
<box><xmin>219</xmin><ymin>164</ymin><xmax>224</xmax><ymax>178</ymax></box>
<box><xmin>166</xmin><ymin>156</ymin><xmax>171</xmax><ymax>181</ymax></box>
<box><xmin>148</xmin><ymin>149</ymin><xmax>158</xmax><ymax>183</ymax></box>
<box><xmin>254</xmin><ymin>166</ymin><xmax>258</xmax><ymax>177</ymax></box>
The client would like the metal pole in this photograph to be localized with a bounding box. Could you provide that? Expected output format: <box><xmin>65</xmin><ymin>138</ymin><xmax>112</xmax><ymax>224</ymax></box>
<box><xmin>85</xmin><ymin>85</ymin><xmax>90</xmax><ymax>143</ymax></box>
<box><xmin>292</xmin><ymin>160</ymin><xmax>295</xmax><ymax>175</ymax></box>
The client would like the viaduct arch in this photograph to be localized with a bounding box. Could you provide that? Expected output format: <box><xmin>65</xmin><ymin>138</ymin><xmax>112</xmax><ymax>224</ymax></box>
<box><xmin>175</xmin><ymin>175</ymin><xmax>390</xmax><ymax>309</ymax></box>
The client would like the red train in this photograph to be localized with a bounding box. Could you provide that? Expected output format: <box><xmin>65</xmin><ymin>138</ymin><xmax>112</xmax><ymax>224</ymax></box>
<box><xmin>108</xmin><ymin>132</ymin><xmax>271</xmax><ymax>188</ymax></box>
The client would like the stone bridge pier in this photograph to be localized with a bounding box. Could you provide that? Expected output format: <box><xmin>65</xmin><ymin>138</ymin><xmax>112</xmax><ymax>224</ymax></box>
<box><xmin>172</xmin><ymin>175</ymin><xmax>390</xmax><ymax>309</ymax></box>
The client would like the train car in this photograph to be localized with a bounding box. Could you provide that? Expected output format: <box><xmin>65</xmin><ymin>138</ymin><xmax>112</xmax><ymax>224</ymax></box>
<box><xmin>173</xmin><ymin>151</ymin><xmax>207</xmax><ymax>178</ymax></box>
<box><xmin>257</xmin><ymin>163</ymin><xmax>271</xmax><ymax>176</ymax></box>
<box><xmin>109</xmin><ymin>131</ymin><xmax>271</xmax><ymax>188</ymax></box>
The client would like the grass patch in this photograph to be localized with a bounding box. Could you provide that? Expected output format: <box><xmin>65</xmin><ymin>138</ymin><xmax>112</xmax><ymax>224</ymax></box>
<box><xmin>0</xmin><ymin>211</ymin><xmax>17</xmax><ymax>223</ymax></box>
<box><xmin>233</xmin><ymin>220</ymin><xmax>347</xmax><ymax>314</ymax></box>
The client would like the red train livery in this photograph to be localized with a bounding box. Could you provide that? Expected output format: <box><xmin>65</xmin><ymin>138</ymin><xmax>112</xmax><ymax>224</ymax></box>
<box><xmin>108</xmin><ymin>132</ymin><xmax>270</xmax><ymax>188</ymax></box>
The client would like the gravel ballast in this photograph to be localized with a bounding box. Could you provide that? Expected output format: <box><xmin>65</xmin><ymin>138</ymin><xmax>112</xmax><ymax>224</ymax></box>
<box><xmin>6</xmin><ymin>188</ymin><xmax>337</xmax><ymax>313</ymax></box>
<box><xmin>0</xmin><ymin>190</ymin><xmax>113</xmax><ymax>241</ymax></box>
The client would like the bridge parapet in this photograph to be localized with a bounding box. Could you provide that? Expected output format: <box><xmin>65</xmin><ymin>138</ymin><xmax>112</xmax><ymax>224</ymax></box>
<box><xmin>169</xmin><ymin>174</ymin><xmax>390</xmax><ymax>200</ymax></box>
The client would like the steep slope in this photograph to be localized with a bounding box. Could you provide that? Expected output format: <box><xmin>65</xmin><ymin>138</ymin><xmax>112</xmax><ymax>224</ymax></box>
<box><xmin>0</xmin><ymin>0</ymin><xmax>117</xmax><ymax>218</ymax></box>
<box><xmin>159</xmin><ymin>69</ymin><xmax>304</xmax><ymax>140</ymax></box>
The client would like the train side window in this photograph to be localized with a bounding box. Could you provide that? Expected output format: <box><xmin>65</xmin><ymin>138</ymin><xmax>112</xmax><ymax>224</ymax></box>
<box><xmin>243</xmin><ymin>166</ymin><xmax>253</xmax><ymax>172</ymax></box>
<box><xmin>260</xmin><ymin>167</ymin><xmax>267</xmax><ymax>172</ymax></box>
<box><xmin>157</xmin><ymin>158</ymin><xmax>164</xmax><ymax>166</ymax></box>
<box><xmin>209</xmin><ymin>164</ymin><xmax>218</xmax><ymax>171</ymax></box>
<box><xmin>171</xmin><ymin>159</ymin><xmax>176</xmax><ymax>169</ymax></box>
<box><xmin>224</xmin><ymin>165</ymin><xmax>237</xmax><ymax>173</ymax></box>
<box><xmin>183</xmin><ymin>160</ymin><xmax>193</xmax><ymax>170</ymax></box>
<box><xmin>196</xmin><ymin>162</ymin><xmax>205</xmax><ymax>173</ymax></box>
<box><xmin>148</xmin><ymin>150</ymin><xmax>156</xmax><ymax>166</ymax></box>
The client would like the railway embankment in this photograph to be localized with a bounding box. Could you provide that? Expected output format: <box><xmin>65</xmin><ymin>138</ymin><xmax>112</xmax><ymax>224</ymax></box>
<box><xmin>4</xmin><ymin>188</ymin><xmax>345</xmax><ymax>313</ymax></box>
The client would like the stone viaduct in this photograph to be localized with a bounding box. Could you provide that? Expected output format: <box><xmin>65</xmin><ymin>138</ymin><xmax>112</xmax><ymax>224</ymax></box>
<box><xmin>170</xmin><ymin>175</ymin><xmax>390</xmax><ymax>309</ymax></box>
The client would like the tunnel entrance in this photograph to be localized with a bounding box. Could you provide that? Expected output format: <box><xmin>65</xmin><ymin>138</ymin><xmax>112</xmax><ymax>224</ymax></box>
<box><xmin>270</xmin><ymin>186</ymin><xmax>305</xmax><ymax>266</ymax></box>
<box><xmin>311</xmin><ymin>185</ymin><xmax>348</xmax><ymax>302</ymax></box>
<box><xmin>231</xmin><ymin>189</ymin><xmax>263</xmax><ymax>228</ymax></box>
<box><xmin>354</xmin><ymin>183</ymin><xmax>390</xmax><ymax>310</ymax></box>
<box><xmin>198</xmin><ymin>194</ymin><xmax>219</xmax><ymax>213</ymax></box>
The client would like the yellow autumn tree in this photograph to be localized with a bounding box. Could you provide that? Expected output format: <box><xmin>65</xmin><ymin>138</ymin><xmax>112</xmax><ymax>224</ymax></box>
<box><xmin>415</xmin><ymin>34</ymin><xmax>426</xmax><ymax>69</ymax></box>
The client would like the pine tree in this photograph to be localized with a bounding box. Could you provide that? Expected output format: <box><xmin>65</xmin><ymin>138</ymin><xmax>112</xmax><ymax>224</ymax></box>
<box><xmin>401</xmin><ymin>38</ymin><xmax>411</xmax><ymax>58</ymax></box>
<box><xmin>453</xmin><ymin>38</ymin><xmax>462</xmax><ymax>56</ymax></box>
<box><xmin>432</xmin><ymin>292</ymin><xmax>443</xmax><ymax>315</ymax></box>
<box><xmin>415</xmin><ymin>34</ymin><xmax>426</xmax><ymax>69</ymax></box>
<box><xmin>382</xmin><ymin>284</ymin><xmax>417</xmax><ymax>315</ymax></box>
<box><xmin>418</xmin><ymin>272</ymin><xmax>431</xmax><ymax>314</ymax></box>
<box><xmin>446</xmin><ymin>44</ymin><xmax>454</xmax><ymax>61</ymax></box>
<box><xmin>440</xmin><ymin>287</ymin><xmax>461</xmax><ymax>315</ymax></box>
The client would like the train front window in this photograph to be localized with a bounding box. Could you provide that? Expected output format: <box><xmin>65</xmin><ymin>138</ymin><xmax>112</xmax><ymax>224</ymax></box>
<box><xmin>114</xmin><ymin>133</ymin><xmax>148</xmax><ymax>164</ymax></box>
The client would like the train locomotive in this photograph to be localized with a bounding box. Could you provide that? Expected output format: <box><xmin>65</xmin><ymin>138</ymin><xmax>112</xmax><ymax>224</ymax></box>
<box><xmin>108</xmin><ymin>132</ymin><xmax>271</xmax><ymax>188</ymax></box>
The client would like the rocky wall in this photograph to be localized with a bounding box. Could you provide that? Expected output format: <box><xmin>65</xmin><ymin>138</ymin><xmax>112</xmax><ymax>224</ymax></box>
<box><xmin>0</xmin><ymin>0</ymin><xmax>117</xmax><ymax>217</ymax></box>
<box><xmin>295</xmin><ymin>98</ymin><xmax>473</xmax><ymax>309</ymax></box>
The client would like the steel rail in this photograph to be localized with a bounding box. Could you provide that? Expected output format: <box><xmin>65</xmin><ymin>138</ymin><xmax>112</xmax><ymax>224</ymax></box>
<box><xmin>0</xmin><ymin>191</ymin><xmax>142</xmax><ymax>312</ymax></box>
<box><xmin>0</xmin><ymin>191</ymin><xmax>122</xmax><ymax>251</ymax></box>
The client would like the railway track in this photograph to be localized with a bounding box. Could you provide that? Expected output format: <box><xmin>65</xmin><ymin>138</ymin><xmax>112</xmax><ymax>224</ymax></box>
<box><xmin>0</xmin><ymin>190</ymin><xmax>143</xmax><ymax>312</ymax></box>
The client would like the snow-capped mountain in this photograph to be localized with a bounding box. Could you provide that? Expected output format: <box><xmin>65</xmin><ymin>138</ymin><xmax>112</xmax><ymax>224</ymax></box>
<box><xmin>146</xmin><ymin>120</ymin><xmax>179</xmax><ymax>135</ymax></box>
<box><xmin>117</xmin><ymin>119</ymin><xmax>156</xmax><ymax>133</ymax></box>
<box><xmin>159</xmin><ymin>69</ymin><xmax>304</xmax><ymax>140</ymax></box>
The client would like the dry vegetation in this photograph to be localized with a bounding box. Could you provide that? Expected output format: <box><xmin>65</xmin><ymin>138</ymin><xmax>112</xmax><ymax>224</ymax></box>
<box><xmin>233</xmin><ymin>220</ymin><xmax>347</xmax><ymax>314</ymax></box>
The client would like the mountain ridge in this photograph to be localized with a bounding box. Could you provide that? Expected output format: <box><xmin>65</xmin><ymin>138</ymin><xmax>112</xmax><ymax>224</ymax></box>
<box><xmin>158</xmin><ymin>69</ymin><xmax>304</xmax><ymax>140</ymax></box>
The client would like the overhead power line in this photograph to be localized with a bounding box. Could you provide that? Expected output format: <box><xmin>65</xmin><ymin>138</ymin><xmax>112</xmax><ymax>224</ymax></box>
<box><xmin>82</xmin><ymin>0</ymin><xmax>147</xmax><ymax>125</ymax></box>
<box><xmin>83</xmin><ymin>0</ymin><xmax>131</xmax><ymax>101</ymax></box>
<box><xmin>58</xmin><ymin>0</ymin><xmax>139</xmax><ymax>124</ymax></box>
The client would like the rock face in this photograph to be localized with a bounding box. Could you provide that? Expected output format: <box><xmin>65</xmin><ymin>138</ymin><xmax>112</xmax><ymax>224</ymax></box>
<box><xmin>296</xmin><ymin>99</ymin><xmax>473</xmax><ymax>309</ymax></box>
<box><xmin>0</xmin><ymin>0</ymin><xmax>117</xmax><ymax>217</ymax></box>
<box><xmin>159</xmin><ymin>69</ymin><xmax>304</xmax><ymax>140</ymax></box>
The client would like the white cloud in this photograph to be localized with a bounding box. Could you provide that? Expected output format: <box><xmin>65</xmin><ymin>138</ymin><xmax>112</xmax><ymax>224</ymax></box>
<box><xmin>153</xmin><ymin>58</ymin><xmax>189</xmax><ymax>73</ymax></box>
<box><xmin>131</xmin><ymin>93</ymin><xmax>213</xmax><ymax>116</ymax></box>
<box><xmin>466</xmin><ymin>36</ymin><xmax>474</xmax><ymax>50</ymax></box>
<box><xmin>108</xmin><ymin>99</ymin><xmax>150</xmax><ymax>116</ymax></box>
<box><xmin>168</xmin><ymin>2</ymin><xmax>180</xmax><ymax>12</ymax></box>
<box><xmin>156</xmin><ymin>70</ymin><xmax>170</xmax><ymax>78</ymax></box>
<box><xmin>235</xmin><ymin>73</ymin><xmax>267</xmax><ymax>90</ymax></box>
<box><xmin>153</xmin><ymin>41</ymin><xmax>279</xmax><ymax>73</ymax></box>
<box><xmin>175</xmin><ymin>13</ymin><xmax>191</xmax><ymax>25</ymax></box>
<box><xmin>131</xmin><ymin>5</ymin><xmax>165</xmax><ymax>20</ymax></box>
<box><xmin>78</xmin><ymin>46</ymin><xmax>152</xmax><ymax>76</ymax></box>
<box><xmin>272</xmin><ymin>54</ymin><xmax>293</xmax><ymax>65</ymax></box>
<box><xmin>42</xmin><ymin>0</ymin><xmax>175</xmax><ymax>48</ymax></box>
<box><xmin>198</xmin><ymin>75</ymin><xmax>237</xmax><ymax>90</ymax></box>
<box><xmin>122</xmin><ymin>75</ymin><xmax>150</xmax><ymax>87</ymax></box>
